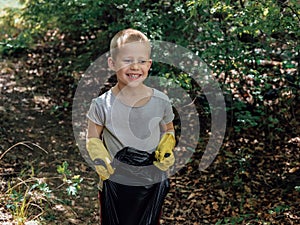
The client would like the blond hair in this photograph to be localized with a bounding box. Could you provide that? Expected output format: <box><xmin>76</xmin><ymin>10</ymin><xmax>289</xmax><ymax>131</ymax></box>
<box><xmin>110</xmin><ymin>28</ymin><xmax>151</xmax><ymax>59</ymax></box>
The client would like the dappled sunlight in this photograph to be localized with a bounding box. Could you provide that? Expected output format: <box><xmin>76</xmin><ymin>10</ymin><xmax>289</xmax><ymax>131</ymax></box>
<box><xmin>1</xmin><ymin>0</ymin><xmax>299</xmax><ymax>224</ymax></box>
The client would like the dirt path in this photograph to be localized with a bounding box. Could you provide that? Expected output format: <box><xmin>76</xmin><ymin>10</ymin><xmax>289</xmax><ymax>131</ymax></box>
<box><xmin>0</xmin><ymin>59</ymin><xmax>101</xmax><ymax>224</ymax></box>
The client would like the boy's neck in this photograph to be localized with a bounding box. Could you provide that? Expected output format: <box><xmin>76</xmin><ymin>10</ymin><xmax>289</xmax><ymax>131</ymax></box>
<box><xmin>116</xmin><ymin>83</ymin><xmax>149</xmax><ymax>96</ymax></box>
<box><xmin>113</xmin><ymin>83</ymin><xmax>153</xmax><ymax>107</ymax></box>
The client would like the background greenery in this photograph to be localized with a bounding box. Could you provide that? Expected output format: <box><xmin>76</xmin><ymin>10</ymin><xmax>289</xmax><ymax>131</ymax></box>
<box><xmin>1</xmin><ymin>0</ymin><xmax>299</xmax><ymax>133</ymax></box>
<box><xmin>0</xmin><ymin>0</ymin><xmax>299</xmax><ymax>224</ymax></box>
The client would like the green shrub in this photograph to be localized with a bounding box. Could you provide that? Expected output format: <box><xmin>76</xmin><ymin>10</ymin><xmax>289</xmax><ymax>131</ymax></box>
<box><xmin>1</xmin><ymin>0</ymin><xmax>299</xmax><ymax>134</ymax></box>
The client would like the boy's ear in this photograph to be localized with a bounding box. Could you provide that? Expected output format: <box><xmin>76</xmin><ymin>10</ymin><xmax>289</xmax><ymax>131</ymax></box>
<box><xmin>148</xmin><ymin>59</ymin><xmax>153</xmax><ymax>68</ymax></box>
<box><xmin>107</xmin><ymin>57</ymin><xmax>115</xmax><ymax>71</ymax></box>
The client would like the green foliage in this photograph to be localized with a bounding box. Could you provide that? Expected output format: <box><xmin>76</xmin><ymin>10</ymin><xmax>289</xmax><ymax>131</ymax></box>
<box><xmin>5</xmin><ymin>177</ymin><xmax>52</xmax><ymax>224</ymax></box>
<box><xmin>0</xmin><ymin>1</ymin><xmax>298</xmax><ymax>139</ymax></box>
<box><xmin>0</xmin><ymin>0</ymin><xmax>298</xmax><ymax>143</ymax></box>
<box><xmin>268</xmin><ymin>205</ymin><xmax>290</xmax><ymax>214</ymax></box>
<box><xmin>165</xmin><ymin>72</ymin><xmax>193</xmax><ymax>90</ymax></box>
<box><xmin>21</xmin><ymin>0</ymin><xmax>103</xmax><ymax>36</ymax></box>
<box><xmin>57</xmin><ymin>161</ymin><xmax>83</xmax><ymax>196</ymax></box>
<box><xmin>50</xmin><ymin>101</ymin><xmax>70</xmax><ymax>117</ymax></box>
<box><xmin>3</xmin><ymin>159</ymin><xmax>82</xmax><ymax>224</ymax></box>
<box><xmin>0</xmin><ymin>6</ymin><xmax>30</xmax><ymax>55</ymax></box>
<box><xmin>0</xmin><ymin>1</ymin><xmax>299</xmax><ymax>223</ymax></box>
<box><xmin>57</xmin><ymin>161</ymin><xmax>72</xmax><ymax>178</ymax></box>
<box><xmin>215</xmin><ymin>214</ymin><xmax>254</xmax><ymax>225</ymax></box>
<box><xmin>188</xmin><ymin>0</ymin><xmax>299</xmax><ymax>135</ymax></box>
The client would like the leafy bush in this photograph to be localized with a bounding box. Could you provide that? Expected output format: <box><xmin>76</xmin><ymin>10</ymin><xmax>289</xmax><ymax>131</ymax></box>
<box><xmin>1</xmin><ymin>0</ymin><xmax>299</xmax><ymax>134</ymax></box>
<box><xmin>187</xmin><ymin>0</ymin><xmax>299</xmax><ymax>135</ymax></box>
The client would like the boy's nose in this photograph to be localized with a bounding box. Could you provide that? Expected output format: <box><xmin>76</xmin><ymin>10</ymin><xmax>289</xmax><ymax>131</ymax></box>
<box><xmin>130</xmin><ymin>62</ymin><xmax>139</xmax><ymax>69</ymax></box>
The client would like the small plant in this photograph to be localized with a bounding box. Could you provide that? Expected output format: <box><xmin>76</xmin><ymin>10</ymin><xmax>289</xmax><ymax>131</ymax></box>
<box><xmin>268</xmin><ymin>205</ymin><xmax>290</xmax><ymax>214</ymax></box>
<box><xmin>215</xmin><ymin>214</ymin><xmax>254</xmax><ymax>225</ymax></box>
<box><xmin>50</xmin><ymin>101</ymin><xmax>70</xmax><ymax>117</ymax></box>
<box><xmin>57</xmin><ymin>161</ymin><xmax>83</xmax><ymax>196</ymax></box>
<box><xmin>3</xmin><ymin>161</ymin><xmax>83</xmax><ymax>224</ymax></box>
<box><xmin>6</xmin><ymin>178</ymin><xmax>52</xmax><ymax>224</ymax></box>
<box><xmin>1</xmin><ymin>142</ymin><xmax>83</xmax><ymax>223</ymax></box>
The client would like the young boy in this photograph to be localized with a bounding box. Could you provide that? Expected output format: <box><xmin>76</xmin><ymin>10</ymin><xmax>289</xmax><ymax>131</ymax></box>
<box><xmin>86</xmin><ymin>28</ymin><xmax>176</xmax><ymax>225</ymax></box>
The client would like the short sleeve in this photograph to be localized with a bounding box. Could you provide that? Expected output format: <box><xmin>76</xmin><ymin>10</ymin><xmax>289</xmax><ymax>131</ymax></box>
<box><xmin>86</xmin><ymin>98</ymin><xmax>105</xmax><ymax>126</ymax></box>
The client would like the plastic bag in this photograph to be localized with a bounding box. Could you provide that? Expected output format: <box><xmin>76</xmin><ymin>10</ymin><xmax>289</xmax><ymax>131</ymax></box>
<box><xmin>99</xmin><ymin>147</ymin><xmax>170</xmax><ymax>225</ymax></box>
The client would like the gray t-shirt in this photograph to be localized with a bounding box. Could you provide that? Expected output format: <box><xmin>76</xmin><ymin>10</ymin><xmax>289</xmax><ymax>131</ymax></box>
<box><xmin>87</xmin><ymin>88</ymin><xmax>174</xmax><ymax>156</ymax></box>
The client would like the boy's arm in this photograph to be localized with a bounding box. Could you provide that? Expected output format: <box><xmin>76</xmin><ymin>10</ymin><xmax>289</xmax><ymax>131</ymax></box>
<box><xmin>164</xmin><ymin>122</ymin><xmax>175</xmax><ymax>133</ymax></box>
<box><xmin>86</xmin><ymin>119</ymin><xmax>114</xmax><ymax>180</ymax></box>
<box><xmin>87</xmin><ymin>119</ymin><xmax>103</xmax><ymax>138</ymax></box>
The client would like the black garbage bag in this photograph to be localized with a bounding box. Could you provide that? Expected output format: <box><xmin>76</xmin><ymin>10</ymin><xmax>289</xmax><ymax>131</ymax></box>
<box><xmin>99</xmin><ymin>147</ymin><xmax>170</xmax><ymax>225</ymax></box>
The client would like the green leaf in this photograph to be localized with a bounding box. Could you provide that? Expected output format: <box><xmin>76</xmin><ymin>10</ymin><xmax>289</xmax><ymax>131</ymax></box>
<box><xmin>66</xmin><ymin>185</ymin><xmax>77</xmax><ymax>196</ymax></box>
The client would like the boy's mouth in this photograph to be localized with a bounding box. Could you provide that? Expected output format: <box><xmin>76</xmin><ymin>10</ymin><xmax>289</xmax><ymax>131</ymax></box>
<box><xmin>126</xmin><ymin>73</ymin><xmax>142</xmax><ymax>80</ymax></box>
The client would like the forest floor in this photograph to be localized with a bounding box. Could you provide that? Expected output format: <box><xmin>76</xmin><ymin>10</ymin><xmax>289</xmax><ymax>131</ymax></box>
<box><xmin>0</xmin><ymin>55</ymin><xmax>300</xmax><ymax>224</ymax></box>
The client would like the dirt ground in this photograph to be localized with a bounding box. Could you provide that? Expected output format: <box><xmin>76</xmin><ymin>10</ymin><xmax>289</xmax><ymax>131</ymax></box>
<box><xmin>1</xmin><ymin>58</ymin><xmax>300</xmax><ymax>224</ymax></box>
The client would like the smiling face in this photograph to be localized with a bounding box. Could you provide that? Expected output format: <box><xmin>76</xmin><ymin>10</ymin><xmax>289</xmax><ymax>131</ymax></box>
<box><xmin>108</xmin><ymin>42</ymin><xmax>152</xmax><ymax>88</ymax></box>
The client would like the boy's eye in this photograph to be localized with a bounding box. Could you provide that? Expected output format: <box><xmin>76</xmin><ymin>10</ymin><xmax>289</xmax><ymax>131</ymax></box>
<box><xmin>122</xmin><ymin>59</ymin><xmax>133</xmax><ymax>64</ymax></box>
<box><xmin>121</xmin><ymin>59</ymin><xmax>149</xmax><ymax>65</ymax></box>
<box><xmin>138</xmin><ymin>60</ymin><xmax>147</xmax><ymax>65</ymax></box>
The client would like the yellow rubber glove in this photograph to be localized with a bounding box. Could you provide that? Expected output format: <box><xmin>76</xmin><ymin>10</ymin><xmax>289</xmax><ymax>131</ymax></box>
<box><xmin>154</xmin><ymin>132</ymin><xmax>176</xmax><ymax>171</ymax></box>
<box><xmin>153</xmin><ymin>153</ymin><xmax>175</xmax><ymax>171</ymax></box>
<box><xmin>86</xmin><ymin>138</ymin><xmax>115</xmax><ymax>180</ymax></box>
